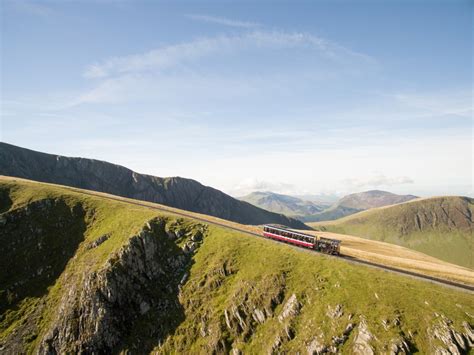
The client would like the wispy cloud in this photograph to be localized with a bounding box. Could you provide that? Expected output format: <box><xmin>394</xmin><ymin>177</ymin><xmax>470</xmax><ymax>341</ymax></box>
<box><xmin>341</xmin><ymin>174</ymin><xmax>414</xmax><ymax>190</ymax></box>
<box><xmin>229</xmin><ymin>178</ymin><xmax>302</xmax><ymax>197</ymax></box>
<box><xmin>185</xmin><ymin>14</ymin><xmax>261</xmax><ymax>29</ymax></box>
<box><xmin>83</xmin><ymin>30</ymin><xmax>376</xmax><ymax>79</ymax></box>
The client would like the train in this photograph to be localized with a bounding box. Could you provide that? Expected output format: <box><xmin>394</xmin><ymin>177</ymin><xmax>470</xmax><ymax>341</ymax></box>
<box><xmin>263</xmin><ymin>224</ymin><xmax>341</xmax><ymax>255</ymax></box>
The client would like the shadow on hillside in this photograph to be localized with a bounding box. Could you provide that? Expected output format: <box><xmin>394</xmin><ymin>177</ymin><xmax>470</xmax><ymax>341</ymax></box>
<box><xmin>0</xmin><ymin>186</ymin><xmax>13</xmax><ymax>214</ymax></box>
<box><xmin>114</xmin><ymin>221</ymin><xmax>198</xmax><ymax>354</ymax></box>
<box><xmin>0</xmin><ymin>198</ymin><xmax>86</xmax><ymax>315</ymax></box>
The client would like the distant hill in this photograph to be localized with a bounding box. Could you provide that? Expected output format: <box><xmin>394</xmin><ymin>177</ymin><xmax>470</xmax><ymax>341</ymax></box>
<box><xmin>291</xmin><ymin>193</ymin><xmax>338</xmax><ymax>205</ymax></box>
<box><xmin>337</xmin><ymin>190</ymin><xmax>418</xmax><ymax>210</ymax></box>
<box><xmin>239</xmin><ymin>190</ymin><xmax>418</xmax><ymax>223</ymax></box>
<box><xmin>0</xmin><ymin>143</ymin><xmax>307</xmax><ymax>229</ymax></box>
<box><xmin>306</xmin><ymin>190</ymin><xmax>418</xmax><ymax>222</ymax></box>
<box><xmin>311</xmin><ymin>196</ymin><xmax>474</xmax><ymax>268</ymax></box>
<box><xmin>239</xmin><ymin>191</ymin><xmax>326</xmax><ymax>220</ymax></box>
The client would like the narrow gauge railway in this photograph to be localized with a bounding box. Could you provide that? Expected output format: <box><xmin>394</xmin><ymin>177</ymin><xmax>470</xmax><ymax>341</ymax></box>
<box><xmin>263</xmin><ymin>224</ymin><xmax>341</xmax><ymax>255</ymax></box>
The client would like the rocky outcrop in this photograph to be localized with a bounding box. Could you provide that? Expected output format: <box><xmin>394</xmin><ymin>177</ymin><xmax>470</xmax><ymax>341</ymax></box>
<box><xmin>223</xmin><ymin>275</ymin><xmax>286</xmax><ymax>341</ymax></box>
<box><xmin>353</xmin><ymin>318</ymin><xmax>375</xmax><ymax>354</ymax></box>
<box><xmin>0</xmin><ymin>142</ymin><xmax>308</xmax><ymax>228</ymax></box>
<box><xmin>38</xmin><ymin>218</ymin><xmax>204</xmax><ymax>354</ymax></box>
<box><xmin>429</xmin><ymin>315</ymin><xmax>470</xmax><ymax>354</ymax></box>
<box><xmin>326</xmin><ymin>304</ymin><xmax>344</xmax><ymax>319</ymax></box>
<box><xmin>278</xmin><ymin>294</ymin><xmax>300</xmax><ymax>322</ymax></box>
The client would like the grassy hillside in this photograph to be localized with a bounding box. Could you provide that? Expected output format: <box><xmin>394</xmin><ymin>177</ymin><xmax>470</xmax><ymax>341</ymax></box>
<box><xmin>311</xmin><ymin>196</ymin><xmax>473</xmax><ymax>269</ymax></box>
<box><xmin>1</xmin><ymin>179</ymin><xmax>473</xmax><ymax>354</ymax></box>
<box><xmin>0</xmin><ymin>142</ymin><xmax>307</xmax><ymax>229</ymax></box>
<box><xmin>285</xmin><ymin>190</ymin><xmax>418</xmax><ymax>223</ymax></box>
<box><xmin>336</xmin><ymin>190</ymin><xmax>417</xmax><ymax>210</ymax></box>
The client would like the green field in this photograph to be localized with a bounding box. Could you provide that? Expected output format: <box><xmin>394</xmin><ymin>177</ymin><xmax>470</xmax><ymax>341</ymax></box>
<box><xmin>0</xmin><ymin>178</ymin><xmax>472</xmax><ymax>354</ymax></box>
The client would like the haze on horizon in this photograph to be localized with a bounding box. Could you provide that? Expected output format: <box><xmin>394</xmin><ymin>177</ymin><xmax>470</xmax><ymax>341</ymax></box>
<box><xmin>1</xmin><ymin>0</ymin><xmax>472</xmax><ymax>198</ymax></box>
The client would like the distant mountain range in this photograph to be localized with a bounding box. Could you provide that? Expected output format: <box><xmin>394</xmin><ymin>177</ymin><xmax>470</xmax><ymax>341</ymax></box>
<box><xmin>310</xmin><ymin>196</ymin><xmax>474</xmax><ymax>268</ymax></box>
<box><xmin>240</xmin><ymin>190</ymin><xmax>418</xmax><ymax>222</ymax></box>
<box><xmin>0</xmin><ymin>143</ymin><xmax>307</xmax><ymax>229</ymax></box>
<box><xmin>239</xmin><ymin>191</ymin><xmax>327</xmax><ymax>220</ymax></box>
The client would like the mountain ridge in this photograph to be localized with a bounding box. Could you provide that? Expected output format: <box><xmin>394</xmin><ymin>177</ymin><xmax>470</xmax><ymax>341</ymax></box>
<box><xmin>310</xmin><ymin>195</ymin><xmax>474</xmax><ymax>268</ymax></box>
<box><xmin>0</xmin><ymin>142</ymin><xmax>307</xmax><ymax>229</ymax></box>
<box><xmin>239</xmin><ymin>189</ymin><xmax>418</xmax><ymax>222</ymax></box>
<box><xmin>238</xmin><ymin>191</ymin><xmax>326</xmax><ymax>220</ymax></box>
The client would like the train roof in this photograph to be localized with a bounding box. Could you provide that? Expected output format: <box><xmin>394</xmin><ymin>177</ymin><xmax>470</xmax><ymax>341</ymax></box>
<box><xmin>264</xmin><ymin>224</ymin><xmax>316</xmax><ymax>240</ymax></box>
<box><xmin>319</xmin><ymin>237</ymin><xmax>342</xmax><ymax>245</ymax></box>
<box><xmin>264</xmin><ymin>224</ymin><xmax>341</xmax><ymax>244</ymax></box>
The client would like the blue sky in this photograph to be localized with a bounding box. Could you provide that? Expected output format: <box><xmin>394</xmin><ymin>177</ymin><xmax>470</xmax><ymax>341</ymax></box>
<box><xmin>1</xmin><ymin>0</ymin><xmax>472</xmax><ymax>197</ymax></box>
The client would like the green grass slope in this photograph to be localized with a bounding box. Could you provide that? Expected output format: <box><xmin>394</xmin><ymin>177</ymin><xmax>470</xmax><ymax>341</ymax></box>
<box><xmin>0</xmin><ymin>179</ymin><xmax>472</xmax><ymax>354</ymax></box>
<box><xmin>311</xmin><ymin>196</ymin><xmax>474</xmax><ymax>269</ymax></box>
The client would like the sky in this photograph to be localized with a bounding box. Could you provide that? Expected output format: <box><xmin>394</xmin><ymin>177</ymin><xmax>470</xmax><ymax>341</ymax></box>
<box><xmin>1</xmin><ymin>0</ymin><xmax>472</xmax><ymax>197</ymax></box>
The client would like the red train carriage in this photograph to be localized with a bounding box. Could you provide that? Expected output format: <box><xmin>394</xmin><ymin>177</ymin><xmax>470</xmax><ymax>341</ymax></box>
<box><xmin>263</xmin><ymin>225</ymin><xmax>341</xmax><ymax>255</ymax></box>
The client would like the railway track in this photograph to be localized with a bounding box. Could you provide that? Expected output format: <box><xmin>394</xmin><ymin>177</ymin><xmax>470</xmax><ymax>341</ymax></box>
<box><xmin>48</xmin><ymin>184</ymin><xmax>474</xmax><ymax>294</ymax></box>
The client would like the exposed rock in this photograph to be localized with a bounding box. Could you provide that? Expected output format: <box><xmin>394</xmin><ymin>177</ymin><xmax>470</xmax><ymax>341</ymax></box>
<box><xmin>166</xmin><ymin>230</ymin><xmax>176</xmax><ymax>240</ymax></box>
<box><xmin>179</xmin><ymin>272</ymin><xmax>189</xmax><ymax>286</ymax></box>
<box><xmin>37</xmin><ymin>218</ymin><xmax>187</xmax><ymax>354</ymax></box>
<box><xmin>307</xmin><ymin>335</ymin><xmax>327</xmax><ymax>355</ymax></box>
<box><xmin>182</xmin><ymin>241</ymin><xmax>197</xmax><ymax>254</ymax></box>
<box><xmin>353</xmin><ymin>318</ymin><xmax>374</xmax><ymax>355</ymax></box>
<box><xmin>389</xmin><ymin>338</ymin><xmax>410</xmax><ymax>354</ymax></box>
<box><xmin>462</xmin><ymin>322</ymin><xmax>474</xmax><ymax>347</ymax></box>
<box><xmin>326</xmin><ymin>304</ymin><xmax>343</xmax><ymax>319</ymax></box>
<box><xmin>86</xmin><ymin>234</ymin><xmax>110</xmax><ymax>249</ymax></box>
<box><xmin>191</xmin><ymin>230</ymin><xmax>203</xmax><ymax>242</ymax></box>
<box><xmin>252</xmin><ymin>308</ymin><xmax>266</xmax><ymax>324</ymax></box>
<box><xmin>278</xmin><ymin>294</ymin><xmax>300</xmax><ymax>322</ymax></box>
<box><xmin>344</xmin><ymin>323</ymin><xmax>355</xmax><ymax>335</ymax></box>
<box><xmin>430</xmin><ymin>315</ymin><xmax>468</xmax><ymax>354</ymax></box>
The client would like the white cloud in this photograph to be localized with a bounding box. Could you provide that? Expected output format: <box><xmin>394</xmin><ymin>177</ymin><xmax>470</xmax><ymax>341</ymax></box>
<box><xmin>341</xmin><ymin>174</ymin><xmax>414</xmax><ymax>190</ymax></box>
<box><xmin>82</xmin><ymin>30</ymin><xmax>375</xmax><ymax>79</ymax></box>
<box><xmin>229</xmin><ymin>178</ymin><xmax>302</xmax><ymax>197</ymax></box>
<box><xmin>185</xmin><ymin>14</ymin><xmax>261</xmax><ymax>29</ymax></box>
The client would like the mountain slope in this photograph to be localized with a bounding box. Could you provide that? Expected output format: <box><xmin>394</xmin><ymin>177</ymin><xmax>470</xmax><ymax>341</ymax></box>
<box><xmin>337</xmin><ymin>190</ymin><xmax>418</xmax><ymax>210</ymax></box>
<box><xmin>239</xmin><ymin>191</ymin><xmax>326</xmax><ymax>219</ymax></box>
<box><xmin>311</xmin><ymin>196</ymin><xmax>474</xmax><ymax>268</ymax></box>
<box><xmin>0</xmin><ymin>179</ymin><xmax>473</xmax><ymax>353</ymax></box>
<box><xmin>0</xmin><ymin>142</ymin><xmax>306</xmax><ymax>228</ymax></box>
<box><xmin>307</xmin><ymin>190</ymin><xmax>418</xmax><ymax>222</ymax></box>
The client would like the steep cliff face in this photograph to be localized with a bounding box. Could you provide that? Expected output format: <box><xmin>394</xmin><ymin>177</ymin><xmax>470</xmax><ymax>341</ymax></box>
<box><xmin>0</xmin><ymin>191</ymin><xmax>206</xmax><ymax>353</ymax></box>
<box><xmin>0</xmin><ymin>179</ymin><xmax>472</xmax><ymax>354</ymax></box>
<box><xmin>0</xmin><ymin>142</ymin><xmax>307</xmax><ymax>228</ymax></box>
<box><xmin>39</xmin><ymin>218</ymin><xmax>199</xmax><ymax>353</ymax></box>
